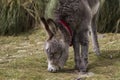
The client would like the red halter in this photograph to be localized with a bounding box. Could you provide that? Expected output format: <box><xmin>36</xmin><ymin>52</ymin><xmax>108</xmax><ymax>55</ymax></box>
<box><xmin>59</xmin><ymin>20</ymin><xmax>73</xmax><ymax>46</ymax></box>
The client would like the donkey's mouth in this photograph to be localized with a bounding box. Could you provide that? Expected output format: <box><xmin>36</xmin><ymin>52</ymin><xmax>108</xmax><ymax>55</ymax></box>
<box><xmin>48</xmin><ymin>64</ymin><xmax>60</xmax><ymax>72</ymax></box>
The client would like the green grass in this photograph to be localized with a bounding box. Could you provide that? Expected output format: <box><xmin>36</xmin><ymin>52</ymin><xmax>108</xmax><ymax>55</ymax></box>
<box><xmin>0</xmin><ymin>28</ymin><xmax>120</xmax><ymax>80</ymax></box>
<box><xmin>0</xmin><ymin>0</ymin><xmax>46</xmax><ymax>35</ymax></box>
<box><xmin>98</xmin><ymin>0</ymin><xmax>120</xmax><ymax>33</ymax></box>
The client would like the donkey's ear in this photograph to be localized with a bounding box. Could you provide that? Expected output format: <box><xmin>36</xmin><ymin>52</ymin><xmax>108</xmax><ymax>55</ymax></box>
<box><xmin>47</xmin><ymin>19</ymin><xmax>58</xmax><ymax>34</ymax></box>
<box><xmin>40</xmin><ymin>17</ymin><xmax>54</xmax><ymax>40</ymax></box>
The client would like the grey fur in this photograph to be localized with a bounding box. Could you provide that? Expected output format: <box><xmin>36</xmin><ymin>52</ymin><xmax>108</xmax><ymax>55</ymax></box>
<box><xmin>41</xmin><ymin>0</ymin><xmax>100</xmax><ymax>72</ymax></box>
<box><xmin>41</xmin><ymin>18</ymin><xmax>70</xmax><ymax>72</ymax></box>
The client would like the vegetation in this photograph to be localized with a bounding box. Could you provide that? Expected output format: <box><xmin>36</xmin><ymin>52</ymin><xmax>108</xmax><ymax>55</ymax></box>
<box><xmin>0</xmin><ymin>0</ymin><xmax>119</xmax><ymax>35</ymax></box>
<box><xmin>45</xmin><ymin>0</ymin><xmax>58</xmax><ymax>19</ymax></box>
<box><xmin>0</xmin><ymin>0</ymin><xmax>47</xmax><ymax>35</ymax></box>
<box><xmin>98</xmin><ymin>0</ymin><xmax>120</xmax><ymax>33</ymax></box>
<box><xmin>0</xmin><ymin>29</ymin><xmax>120</xmax><ymax>80</ymax></box>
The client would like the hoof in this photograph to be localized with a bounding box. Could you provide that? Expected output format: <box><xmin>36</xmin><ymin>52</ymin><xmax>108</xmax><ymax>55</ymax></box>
<box><xmin>94</xmin><ymin>48</ymin><xmax>100</xmax><ymax>56</ymax></box>
<box><xmin>74</xmin><ymin>64</ymin><xmax>88</xmax><ymax>73</ymax></box>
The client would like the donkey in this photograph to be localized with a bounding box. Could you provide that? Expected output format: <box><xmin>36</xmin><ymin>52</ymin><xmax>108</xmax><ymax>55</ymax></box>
<box><xmin>41</xmin><ymin>0</ymin><xmax>100</xmax><ymax>73</ymax></box>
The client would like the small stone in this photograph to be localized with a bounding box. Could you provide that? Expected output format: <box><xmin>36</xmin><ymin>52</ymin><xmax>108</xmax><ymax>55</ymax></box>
<box><xmin>110</xmin><ymin>55</ymin><xmax>113</xmax><ymax>59</ymax></box>
<box><xmin>76</xmin><ymin>78</ymin><xmax>82</xmax><ymax>80</ymax></box>
<box><xmin>17</xmin><ymin>50</ymin><xmax>27</xmax><ymax>53</ymax></box>
<box><xmin>78</xmin><ymin>72</ymin><xmax>95</xmax><ymax>78</ymax></box>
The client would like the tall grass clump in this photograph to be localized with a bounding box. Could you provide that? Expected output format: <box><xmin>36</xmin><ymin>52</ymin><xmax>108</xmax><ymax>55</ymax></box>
<box><xmin>0</xmin><ymin>0</ymin><xmax>47</xmax><ymax>35</ymax></box>
<box><xmin>0</xmin><ymin>0</ymin><xmax>4</xmax><ymax>14</ymax></box>
<box><xmin>98</xmin><ymin>0</ymin><xmax>120</xmax><ymax>33</ymax></box>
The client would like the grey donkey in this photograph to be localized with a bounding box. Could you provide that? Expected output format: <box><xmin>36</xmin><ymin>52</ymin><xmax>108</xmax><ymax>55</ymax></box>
<box><xmin>41</xmin><ymin>0</ymin><xmax>100</xmax><ymax>73</ymax></box>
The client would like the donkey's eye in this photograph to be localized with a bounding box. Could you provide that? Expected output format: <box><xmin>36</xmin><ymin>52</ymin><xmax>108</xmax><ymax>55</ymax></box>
<box><xmin>54</xmin><ymin>53</ymin><xmax>58</xmax><ymax>56</ymax></box>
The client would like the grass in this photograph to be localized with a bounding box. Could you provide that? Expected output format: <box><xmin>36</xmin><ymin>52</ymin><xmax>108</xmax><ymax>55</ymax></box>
<box><xmin>98</xmin><ymin>0</ymin><xmax>120</xmax><ymax>33</ymax></box>
<box><xmin>0</xmin><ymin>28</ymin><xmax>120</xmax><ymax>80</ymax></box>
<box><xmin>0</xmin><ymin>0</ymin><xmax>46</xmax><ymax>35</ymax></box>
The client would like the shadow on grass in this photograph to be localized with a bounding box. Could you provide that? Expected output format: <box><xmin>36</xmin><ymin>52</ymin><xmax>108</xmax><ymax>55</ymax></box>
<box><xmin>57</xmin><ymin>50</ymin><xmax>120</xmax><ymax>73</ymax></box>
<box><xmin>57</xmin><ymin>69</ymin><xmax>75</xmax><ymax>73</ymax></box>
<box><xmin>89</xmin><ymin>50</ymin><xmax>120</xmax><ymax>70</ymax></box>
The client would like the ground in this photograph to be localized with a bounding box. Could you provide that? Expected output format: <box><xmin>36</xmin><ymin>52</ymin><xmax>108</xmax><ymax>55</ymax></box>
<box><xmin>0</xmin><ymin>28</ymin><xmax>120</xmax><ymax>80</ymax></box>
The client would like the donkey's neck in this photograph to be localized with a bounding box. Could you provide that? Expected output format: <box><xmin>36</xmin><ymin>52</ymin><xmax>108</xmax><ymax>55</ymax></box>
<box><xmin>59</xmin><ymin>20</ymin><xmax>73</xmax><ymax>46</ymax></box>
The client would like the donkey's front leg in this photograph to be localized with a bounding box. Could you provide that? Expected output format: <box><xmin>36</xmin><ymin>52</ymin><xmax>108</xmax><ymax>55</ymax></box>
<box><xmin>80</xmin><ymin>31</ymin><xmax>89</xmax><ymax>72</ymax></box>
<box><xmin>80</xmin><ymin>44</ymin><xmax>89</xmax><ymax>72</ymax></box>
<box><xmin>72</xmin><ymin>33</ymin><xmax>81</xmax><ymax>70</ymax></box>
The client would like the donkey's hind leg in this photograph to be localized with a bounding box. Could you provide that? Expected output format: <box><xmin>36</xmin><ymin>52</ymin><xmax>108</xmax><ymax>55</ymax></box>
<box><xmin>90</xmin><ymin>14</ymin><xmax>100</xmax><ymax>55</ymax></box>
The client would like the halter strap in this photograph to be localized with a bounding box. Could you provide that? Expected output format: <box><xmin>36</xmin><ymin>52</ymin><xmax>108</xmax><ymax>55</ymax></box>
<box><xmin>59</xmin><ymin>20</ymin><xmax>73</xmax><ymax>46</ymax></box>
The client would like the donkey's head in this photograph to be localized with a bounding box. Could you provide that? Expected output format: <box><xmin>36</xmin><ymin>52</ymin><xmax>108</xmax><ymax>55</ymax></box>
<box><xmin>41</xmin><ymin>17</ymin><xmax>70</xmax><ymax>72</ymax></box>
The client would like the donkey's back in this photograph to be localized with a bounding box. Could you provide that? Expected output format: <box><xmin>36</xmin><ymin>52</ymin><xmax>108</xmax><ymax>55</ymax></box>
<box><xmin>55</xmin><ymin>0</ymin><xmax>100</xmax><ymax>30</ymax></box>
